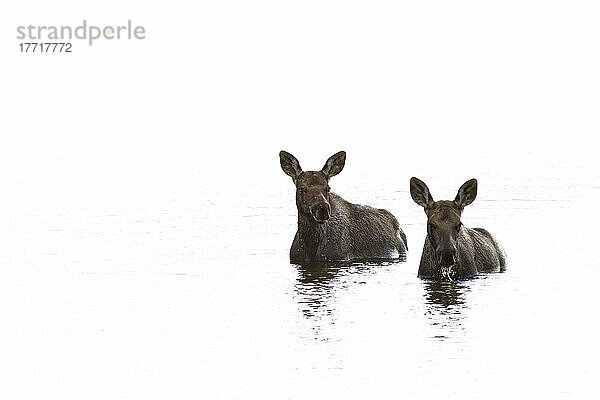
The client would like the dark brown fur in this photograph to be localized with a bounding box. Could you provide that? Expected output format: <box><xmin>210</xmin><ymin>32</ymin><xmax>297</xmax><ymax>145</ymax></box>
<box><xmin>410</xmin><ymin>177</ymin><xmax>505</xmax><ymax>280</ymax></box>
<box><xmin>280</xmin><ymin>151</ymin><xmax>407</xmax><ymax>263</ymax></box>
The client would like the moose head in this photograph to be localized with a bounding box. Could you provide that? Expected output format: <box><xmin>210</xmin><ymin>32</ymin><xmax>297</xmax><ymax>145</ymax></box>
<box><xmin>280</xmin><ymin>151</ymin><xmax>346</xmax><ymax>223</ymax></box>
<box><xmin>410</xmin><ymin>177</ymin><xmax>478</xmax><ymax>269</ymax></box>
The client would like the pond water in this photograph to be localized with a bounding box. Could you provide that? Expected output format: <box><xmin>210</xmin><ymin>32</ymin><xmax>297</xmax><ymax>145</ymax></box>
<box><xmin>0</xmin><ymin>142</ymin><xmax>598</xmax><ymax>399</ymax></box>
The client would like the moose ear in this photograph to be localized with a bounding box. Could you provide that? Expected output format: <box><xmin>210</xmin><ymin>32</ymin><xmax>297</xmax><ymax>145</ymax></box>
<box><xmin>454</xmin><ymin>179</ymin><xmax>478</xmax><ymax>208</ymax></box>
<box><xmin>321</xmin><ymin>151</ymin><xmax>346</xmax><ymax>179</ymax></box>
<box><xmin>279</xmin><ymin>151</ymin><xmax>303</xmax><ymax>182</ymax></box>
<box><xmin>410</xmin><ymin>177</ymin><xmax>434</xmax><ymax>209</ymax></box>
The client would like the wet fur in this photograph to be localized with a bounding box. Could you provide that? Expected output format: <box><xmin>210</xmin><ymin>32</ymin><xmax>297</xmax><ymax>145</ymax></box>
<box><xmin>418</xmin><ymin>226</ymin><xmax>506</xmax><ymax>279</ymax></box>
<box><xmin>291</xmin><ymin>193</ymin><xmax>407</xmax><ymax>263</ymax></box>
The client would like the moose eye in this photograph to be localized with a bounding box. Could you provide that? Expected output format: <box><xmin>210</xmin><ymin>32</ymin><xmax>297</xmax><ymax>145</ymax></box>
<box><xmin>428</xmin><ymin>223</ymin><xmax>437</xmax><ymax>230</ymax></box>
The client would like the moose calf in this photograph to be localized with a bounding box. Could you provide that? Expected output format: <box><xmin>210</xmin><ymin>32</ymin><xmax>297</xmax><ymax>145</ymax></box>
<box><xmin>280</xmin><ymin>150</ymin><xmax>407</xmax><ymax>263</ymax></box>
<box><xmin>410</xmin><ymin>177</ymin><xmax>505</xmax><ymax>280</ymax></box>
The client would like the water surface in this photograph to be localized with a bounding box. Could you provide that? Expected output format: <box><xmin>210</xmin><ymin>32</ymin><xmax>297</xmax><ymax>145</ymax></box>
<box><xmin>0</xmin><ymin>146</ymin><xmax>598</xmax><ymax>399</ymax></box>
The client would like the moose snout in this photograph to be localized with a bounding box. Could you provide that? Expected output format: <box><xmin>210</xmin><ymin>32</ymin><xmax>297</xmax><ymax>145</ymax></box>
<box><xmin>310</xmin><ymin>202</ymin><xmax>331</xmax><ymax>223</ymax></box>
<box><xmin>436</xmin><ymin>247</ymin><xmax>457</xmax><ymax>267</ymax></box>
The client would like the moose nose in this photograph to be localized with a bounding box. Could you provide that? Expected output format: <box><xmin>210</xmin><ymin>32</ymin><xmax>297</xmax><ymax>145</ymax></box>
<box><xmin>437</xmin><ymin>248</ymin><xmax>457</xmax><ymax>267</ymax></box>
<box><xmin>310</xmin><ymin>203</ymin><xmax>331</xmax><ymax>223</ymax></box>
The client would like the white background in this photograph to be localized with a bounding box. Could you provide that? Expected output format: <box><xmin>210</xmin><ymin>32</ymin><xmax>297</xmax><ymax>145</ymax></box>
<box><xmin>1</xmin><ymin>1</ymin><xmax>599</xmax><ymax>399</ymax></box>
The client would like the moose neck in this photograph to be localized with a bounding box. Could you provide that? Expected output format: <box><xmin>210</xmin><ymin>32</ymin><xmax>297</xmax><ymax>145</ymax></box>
<box><xmin>297</xmin><ymin>212</ymin><xmax>327</xmax><ymax>257</ymax></box>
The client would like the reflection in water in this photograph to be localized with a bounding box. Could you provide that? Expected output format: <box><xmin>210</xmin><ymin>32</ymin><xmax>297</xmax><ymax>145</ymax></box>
<box><xmin>294</xmin><ymin>262</ymin><xmax>341</xmax><ymax>320</ymax></box>
<box><xmin>421</xmin><ymin>280</ymin><xmax>471</xmax><ymax>340</ymax></box>
<box><xmin>293</xmin><ymin>258</ymin><xmax>406</xmax><ymax>339</ymax></box>
<box><xmin>422</xmin><ymin>280</ymin><xmax>468</xmax><ymax>310</ymax></box>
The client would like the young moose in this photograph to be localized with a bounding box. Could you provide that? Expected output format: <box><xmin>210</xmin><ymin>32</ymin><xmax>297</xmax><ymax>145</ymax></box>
<box><xmin>280</xmin><ymin>151</ymin><xmax>407</xmax><ymax>263</ymax></box>
<box><xmin>410</xmin><ymin>177</ymin><xmax>505</xmax><ymax>280</ymax></box>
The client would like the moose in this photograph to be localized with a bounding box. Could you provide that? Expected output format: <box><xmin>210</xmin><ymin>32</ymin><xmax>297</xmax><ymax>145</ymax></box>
<box><xmin>280</xmin><ymin>150</ymin><xmax>407</xmax><ymax>263</ymax></box>
<box><xmin>410</xmin><ymin>177</ymin><xmax>506</xmax><ymax>280</ymax></box>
